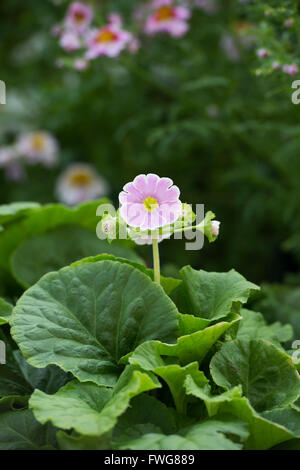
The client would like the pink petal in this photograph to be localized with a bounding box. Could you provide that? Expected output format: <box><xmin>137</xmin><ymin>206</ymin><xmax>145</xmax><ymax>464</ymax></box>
<box><xmin>145</xmin><ymin>173</ymin><xmax>160</xmax><ymax>194</ymax></box>
<box><xmin>132</xmin><ymin>174</ymin><xmax>148</xmax><ymax>196</ymax></box>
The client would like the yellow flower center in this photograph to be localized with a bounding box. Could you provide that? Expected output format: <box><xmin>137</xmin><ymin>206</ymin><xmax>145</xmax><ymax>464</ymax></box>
<box><xmin>143</xmin><ymin>196</ymin><xmax>158</xmax><ymax>212</ymax></box>
<box><xmin>156</xmin><ymin>6</ymin><xmax>175</xmax><ymax>22</ymax></box>
<box><xmin>32</xmin><ymin>134</ymin><xmax>45</xmax><ymax>150</ymax></box>
<box><xmin>68</xmin><ymin>171</ymin><xmax>93</xmax><ymax>186</ymax></box>
<box><xmin>74</xmin><ymin>12</ymin><xmax>85</xmax><ymax>24</ymax></box>
<box><xmin>96</xmin><ymin>29</ymin><xmax>117</xmax><ymax>43</ymax></box>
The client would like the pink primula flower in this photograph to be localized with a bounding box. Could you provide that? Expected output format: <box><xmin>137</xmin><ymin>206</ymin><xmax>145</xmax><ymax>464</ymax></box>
<box><xmin>145</xmin><ymin>0</ymin><xmax>190</xmax><ymax>38</ymax></box>
<box><xmin>85</xmin><ymin>24</ymin><xmax>132</xmax><ymax>59</ymax></box>
<box><xmin>65</xmin><ymin>1</ymin><xmax>93</xmax><ymax>33</ymax></box>
<box><xmin>119</xmin><ymin>174</ymin><xmax>182</xmax><ymax>230</ymax></box>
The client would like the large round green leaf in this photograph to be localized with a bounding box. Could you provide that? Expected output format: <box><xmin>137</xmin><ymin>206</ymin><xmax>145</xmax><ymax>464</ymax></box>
<box><xmin>0</xmin><ymin>202</ymin><xmax>40</xmax><ymax>226</ymax></box>
<box><xmin>11</xmin><ymin>226</ymin><xmax>142</xmax><ymax>287</ymax></box>
<box><xmin>30</xmin><ymin>368</ymin><xmax>160</xmax><ymax>437</ymax></box>
<box><xmin>210</xmin><ymin>338</ymin><xmax>300</xmax><ymax>412</ymax></box>
<box><xmin>0</xmin><ymin>200</ymin><xmax>109</xmax><ymax>271</ymax></box>
<box><xmin>11</xmin><ymin>260</ymin><xmax>179</xmax><ymax>386</ymax></box>
<box><xmin>171</xmin><ymin>267</ymin><xmax>259</xmax><ymax>321</ymax></box>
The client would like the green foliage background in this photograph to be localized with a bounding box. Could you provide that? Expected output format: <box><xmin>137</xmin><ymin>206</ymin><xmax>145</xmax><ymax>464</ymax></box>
<box><xmin>1</xmin><ymin>0</ymin><xmax>300</xmax><ymax>283</ymax></box>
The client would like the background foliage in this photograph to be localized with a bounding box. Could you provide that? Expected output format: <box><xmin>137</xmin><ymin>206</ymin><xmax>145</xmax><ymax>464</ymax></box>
<box><xmin>1</xmin><ymin>0</ymin><xmax>300</xmax><ymax>284</ymax></box>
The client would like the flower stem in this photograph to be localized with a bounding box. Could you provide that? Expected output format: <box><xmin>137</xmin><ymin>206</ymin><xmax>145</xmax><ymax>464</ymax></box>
<box><xmin>152</xmin><ymin>239</ymin><xmax>161</xmax><ymax>285</ymax></box>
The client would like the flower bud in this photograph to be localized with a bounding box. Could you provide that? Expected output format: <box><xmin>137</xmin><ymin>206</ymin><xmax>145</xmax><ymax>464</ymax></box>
<box><xmin>211</xmin><ymin>220</ymin><xmax>220</xmax><ymax>236</ymax></box>
<box><xmin>101</xmin><ymin>214</ymin><xmax>117</xmax><ymax>240</ymax></box>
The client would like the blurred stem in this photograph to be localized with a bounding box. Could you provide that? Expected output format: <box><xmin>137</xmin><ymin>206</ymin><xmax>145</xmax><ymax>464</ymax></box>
<box><xmin>152</xmin><ymin>239</ymin><xmax>160</xmax><ymax>285</ymax></box>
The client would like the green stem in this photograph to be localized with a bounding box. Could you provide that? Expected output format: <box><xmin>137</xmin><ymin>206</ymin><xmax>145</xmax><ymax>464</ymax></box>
<box><xmin>152</xmin><ymin>239</ymin><xmax>160</xmax><ymax>285</ymax></box>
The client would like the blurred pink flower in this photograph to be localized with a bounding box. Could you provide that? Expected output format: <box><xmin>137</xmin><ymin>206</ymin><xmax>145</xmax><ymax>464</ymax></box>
<box><xmin>5</xmin><ymin>163</ymin><xmax>26</xmax><ymax>182</ymax></box>
<box><xmin>0</xmin><ymin>146</ymin><xmax>25</xmax><ymax>182</ymax></box>
<box><xmin>65</xmin><ymin>1</ymin><xmax>93</xmax><ymax>33</ymax></box>
<box><xmin>16</xmin><ymin>131</ymin><xmax>58</xmax><ymax>167</ymax></box>
<box><xmin>108</xmin><ymin>13</ymin><xmax>123</xmax><ymax>27</ymax></box>
<box><xmin>73</xmin><ymin>58</ymin><xmax>88</xmax><ymax>70</ymax></box>
<box><xmin>128</xmin><ymin>38</ymin><xmax>140</xmax><ymax>54</ymax></box>
<box><xmin>119</xmin><ymin>173</ymin><xmax>181</xmax><ymax>230</ymax></box>
<box><xmin>272</xmin><ymin>61</ymin><xmax>281</xmax><ymax>70</ymax></box>
<box><xmin>59</xmin><ymin>30</ymin><xmax>81</xmax><ymax>51</ymax></box>
<box><xmin>284</xmin><ymin>18</ymin><xmax>294</xmax><ymax>28</ymax></box>
<box><xmin>85</xmin><ymin>24</ymin><xmax>132</xmax><ymax>59</ymax></box>
<box><xmin>195</xmin><ymin>0</ymin><xmax>219</xmax><ymax>14</ymax></box>
<box><xmin>282</xmin><ymin>64</ymin><xmax>298</xmax><ymax>76</ymax></box>
<box><xmin>144</xmin><ymin>0</ymin><xmax>190</xmax><ymax>38</ymax></box>
<box><xmin>51</xmin><ymin>24</ymin><xmax>63</xmax><ymax>37</ymax></box>
<box><xmin>257</xmin><ymin>48</ymin><xmax>269</xmax><ymax>58</ymax></box>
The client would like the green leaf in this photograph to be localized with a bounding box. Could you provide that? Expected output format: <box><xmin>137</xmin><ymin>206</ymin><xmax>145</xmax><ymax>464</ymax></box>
<box><xmin>125</xmin><ymin>313</ymin><xmax>241</xmax><ymax>369</ymax></box>
<box><xmin>184</xmin><ymin>374</ymin><xmax>243</xmax><ymax>417</ymax></box>
<box><xmin>177</xmin><ymin>313</ymin><xmax>210</xmax><ymax>336</ymax></box>
<box><xmin>0</xmin><ymin>202</ymin><xmax>40</xmax><ymax>226</ymax></box>
<box><xmin>0</xmin><ymin>329</ymin><xmax>33</xmax><ymax>396</ymax></box>
<box><xmin>11</xmin><ymin>226</ymin><xmax>142</xmax><ymax>288</ymax></box>
<box><xmin>118</xmin><ymin>416</ymin><xmax>248</xmax><ymax>450</ymax></box>
<box><xmin>210</xmin><ymin>338</ymin><xmax>300</xmax><ymax>412</ymax></box>
<box><xmin>0</xmin><ymin>200</ymin><xmax>110</xmax><ymax>271</ymax></box>
<box><xmin>0</xmin><ymin>298</ymin><xmax>13</xmax><ymax>325</ymax></box>
<box><xmin>30</xmin><ymin>368</ymin><xmax>160</xmax><ymax>437</ymax></box>
<box><xmin>213</xmin><ymin>396</ymin><xmax>295</xmax><ymax>450</ymax></box>
<box><xmin>261</xmin><ymin>406</ymin><xmax>300</xmax><ymax>438</ymax></box>
<box><xmin>0</xmin><ymin>329</ymin><xmax>70</xmax><ymax>397</ymax></box>
<box><xmin>124</xmin><ymin>341</ymin><xmax>214</xmax><ymax>413</ymax></box>
<box><xmin>271</xmin><ymin>439</ymin><xmax>300</xmax><ymax>450</ymax></box>
<box><xmin>57</xmin><ymin>432</ymin><xmax>111</xmax><ymax>450</ymax></box>
<box><xmin>186</xmin><ymin>373</ymin><xmax>296</xmax><ymax>449</ymax></box>
<box><xmin>13</xmin><ymin>351</ymin><xmax>71</xmax><ymax>394</ymax></box>
<box><xmin>171</xmin><ymin>268</ymin><xmax>259</xmax><ymax>321</ymax></box>
<box><xmin>237</xmin><ymin>309</ymin><xmax>293</xmax><ymax>347</ymax></box>
<box><xmin>0</xmin><ymin>395</ymin><xmax>28</xmax><ymax>412</ymax></box>
<box><xmin>0</xmin><ymin>409</ymin><xmax>57</xmax><ymax>450</ymax></box>
<box><xmin>12</xmin><ymin>260</ymin><xmax>179</xmax><ymax>386</ymax></box>
<box><xmin>73</xmin><ymin>253</ymin><xmax>181</xmax><ymax>296</ymax></box>
<box><xmin>113</xmin><ymin>394</ymin><xmax>178</xmax><ymax>441</ymax></box>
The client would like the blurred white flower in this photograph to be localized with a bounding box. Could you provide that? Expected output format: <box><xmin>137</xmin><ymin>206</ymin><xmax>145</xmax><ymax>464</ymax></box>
<box><xmin>220</xmin><ymin>34</ymin><xmax>240</xmax><ymax>62</ymax></box>
<box><xmin>16</xmin><ymin>131</ymin><xmax>59</xmax><ymax>167</ymax></box>
<box><xmin>56</xmin><ymin>163</ymin><xmax>109</xmax><ymax>205</ymax></box>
